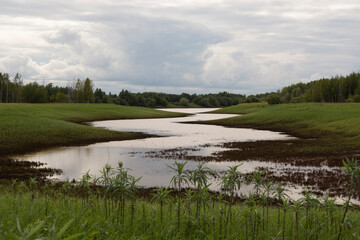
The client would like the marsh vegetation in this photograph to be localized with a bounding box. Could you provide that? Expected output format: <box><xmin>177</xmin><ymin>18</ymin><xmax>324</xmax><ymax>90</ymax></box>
<box><xmin>2</xmin><ymin>159</ymin><xmax>360</xmax><ymax>239</ymax></box>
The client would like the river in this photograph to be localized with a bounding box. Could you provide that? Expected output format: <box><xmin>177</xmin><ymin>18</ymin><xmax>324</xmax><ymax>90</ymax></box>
<box><xmin>18</xmin><ymin>108</ymin><xmax>324</xmax><ymax>199</ymax></box>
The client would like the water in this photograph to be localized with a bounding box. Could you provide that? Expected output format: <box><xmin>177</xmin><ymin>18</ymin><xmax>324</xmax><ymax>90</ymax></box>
<box><xmin>17</xmin><ymin>108</ymin><xmax>340</xmax><ymax>199</ymax></box>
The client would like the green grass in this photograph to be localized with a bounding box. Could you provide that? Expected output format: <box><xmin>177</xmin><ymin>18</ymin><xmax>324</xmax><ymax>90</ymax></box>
<box><xmin>206</xmin><ymin>103</ymin><xmax>360</xmax><ymax>156</ymax></box>
<box><xmin>212</xmin><ymin>103</ymin><xmax>360</xmax><ymax>137</ymax></box>
<box><xmin>0</xmin><ymin>103</ymin><xmax>188</xmax><ymax>156</ymax></box>
<box><xmin>1</xmin><ymin>172</ymin><xmax>360</xmax><ymax>239</ymax></box>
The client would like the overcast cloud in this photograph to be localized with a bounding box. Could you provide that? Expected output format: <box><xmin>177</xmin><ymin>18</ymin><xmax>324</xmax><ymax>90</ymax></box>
<box><xmin>0</xmin><ymin>0</ymin><xmax>359</xmax><ymax>94</ymax></box>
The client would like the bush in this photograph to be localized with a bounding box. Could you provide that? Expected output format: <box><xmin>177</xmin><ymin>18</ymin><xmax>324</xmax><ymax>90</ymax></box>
<box><xmin>291</xmin><ymin>97</ymin><xmax>301</xmax><ymax>103</ymax></box>
<box><xmin>353</xmin><ymin>95</ymin><xmax>360</xmax><ymax>103</ymax></box>
<box><xmin>267</xmin><ymin>94</ymin><xmax>281</xmax><ymax>105</ymax></box>
<box><xmin>179</xmin><ymin>97</ymin><xmax>190</xmax><ymax>106</ymax></box>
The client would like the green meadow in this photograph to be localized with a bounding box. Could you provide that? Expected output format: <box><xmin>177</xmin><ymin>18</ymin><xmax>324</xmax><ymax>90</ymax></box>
<box><xmin>207</xmin><ymin>103</ymin><xmax>360</xmax><ymax>157</ymax></box>
<box><xmin>0</xmin><ymin>104</ymin><xmax>188</xmax><ymax>156</ymax></box>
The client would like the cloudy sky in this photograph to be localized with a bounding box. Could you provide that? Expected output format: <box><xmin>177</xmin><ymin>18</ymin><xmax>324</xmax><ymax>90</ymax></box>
<box><xmin>0</xmin><ymin>0</ymin><xmax>359</xmax><ymax>95</ymax></box>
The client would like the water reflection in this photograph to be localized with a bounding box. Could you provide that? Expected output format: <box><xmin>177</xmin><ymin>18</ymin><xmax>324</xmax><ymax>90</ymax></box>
<box><xmin>18</xmin><ymin>108</ymin><xmax>305</xmax><ymax>196</ymax></box>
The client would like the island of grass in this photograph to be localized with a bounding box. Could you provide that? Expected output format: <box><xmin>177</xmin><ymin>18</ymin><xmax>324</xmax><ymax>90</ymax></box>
<box><xmin>200</xmin><ymin>102</ymin><xmax>360</xmax><ymax>166</ymax></box>
<box><xmin>0</xmin><ymin>103</ymin><xmax>188</xmax><ymax>157</ymax></box>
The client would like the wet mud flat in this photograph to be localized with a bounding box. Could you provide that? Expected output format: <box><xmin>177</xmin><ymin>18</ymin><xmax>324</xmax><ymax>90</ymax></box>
<box><xmin>145</xmin><ymin>138</ymin><xmax>358</xmax><ymax>199</ymax></box>
<box><xmin>0</xmin><ymin>158</ymin><xmax>62</xmax><ymax>181</ymax></box>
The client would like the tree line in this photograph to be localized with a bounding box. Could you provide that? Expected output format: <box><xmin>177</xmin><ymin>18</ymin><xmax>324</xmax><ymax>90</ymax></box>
<box><xmin>0</xmin><ymin>72</ymin><xmax>245</xmax><ymax>107</ymax></box>
<box><xmin>2</xmin><ymin>71</ymin><xmax>359</xmax><ymax>106</ymax></box>
<box><xmin>0</xmin><ymin>73</ymin><xmax>94</xmax><ymax>103</ymax></box>
<box><xmin>266</xmin><ymin>72</ymin><xmax>360</xmax><ymax>104</ymax></box>
<box><xmin>110</xmin><ymin>90</ymin><xmax>245</xmax><ymax>108</ymax></box>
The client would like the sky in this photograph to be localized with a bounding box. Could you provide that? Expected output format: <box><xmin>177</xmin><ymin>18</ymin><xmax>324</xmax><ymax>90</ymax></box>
<box><xmin>0</xmin><ymin>0</ymin><xmax>359</xmax><ymax>95</ymax></box>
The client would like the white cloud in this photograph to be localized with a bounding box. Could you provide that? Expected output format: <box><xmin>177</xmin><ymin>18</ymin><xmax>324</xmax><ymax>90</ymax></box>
<box><xmin>0</xmin><ymin>56</ymin><xmax>39</xmax><ymax>78</ymax></box>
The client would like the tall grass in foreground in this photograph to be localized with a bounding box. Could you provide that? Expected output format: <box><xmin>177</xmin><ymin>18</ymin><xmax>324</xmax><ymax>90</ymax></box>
<box><xmin>1</xmin><ymin>159</ymin><xmax>360</xmax><ymax>239</ymax></box>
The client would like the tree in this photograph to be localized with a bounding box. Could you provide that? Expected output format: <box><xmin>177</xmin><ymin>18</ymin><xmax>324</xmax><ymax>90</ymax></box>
<box><xmin>3</xmin><ymin>73</ymin><xmax>9</xmax><ymax>103</ymax></box>
<box><xmin>209</xmin><ymin>96</ymin><xmax>219</xmax><ymax>107</ymax></box>
<box><xmin>267</xmin><ymin>94</ymin><xmax>281</xmax><ymax>105</ymax></box>
<box><xmin>145</xmin><ymin>97</ymin><xmax>156</xmax><ymax>107</ymax></box>
<box><xmin>74</xmin><ymin>79</ymin><xmax>84</xmax><ymax>103</ymax></box>
<box><xmin>0</xmin><ymin>73</ymin><xmax>3</xmax><ymax>103</ymax></box>
<box><xmin>22</xmin><ymin>82</ymin><xmax>48</xmax><ymax>103</ymax></box>
<box><xmin>353</xmin><ymin>95</ymin><xmax>360</xmax><ymax>103</ymax></box>
<box><xmin>291</xmin><ymin>87</ymin><xmax>301</xmax><ymax>98</ymax></box>
<box><xmin>55</xmin><ymin>92</ymin><xmax>67</xmax><ymax>103</ymax></box>
<box><xmin>283</xmin><ymin>93</ymin><xmax>291</xmax><ymax>103</ymax></box>
<box><xmin>179</xmin><ymin>97</ymin><xmax>190</xmax><ymax>106</ymax></box>
<box><xmin>35</xmin><ymin>87</ymin><xmax>48</xmax><ymax>103</ymax></box>
<box><xmin>83</xmin><ymin>78</ymin><xmax>94</xmax><ymax>103</ymax></box>
<box><xmin>94</xmin><ymin>88</ymin><xmax>109</xmax><ymax>103</ymax></box>
<box><xmin>13</xmin><ymin>73</ymin><xmax>23</xmax><ymax>103</ymax></box>
<box><xmin>199</xmin><ymin>98</ymin><xmax>210</xmax><ymax>107</ymax></box>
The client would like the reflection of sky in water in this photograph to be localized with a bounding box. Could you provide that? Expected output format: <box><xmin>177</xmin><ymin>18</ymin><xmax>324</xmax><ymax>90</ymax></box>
<box><xmin>18</xmin><ymin>108</ymin><xmax>329</xmax><ymax>199</ymax></box>
<box><xmin>90</xmin><ymin>109</ymin><xmax>291</xmax><ymax>149</ymax></box>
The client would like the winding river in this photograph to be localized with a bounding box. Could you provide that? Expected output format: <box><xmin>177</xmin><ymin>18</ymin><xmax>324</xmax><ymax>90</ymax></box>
<box><xmin>18</xmin><ymin>108</ymin><xmax>321</xmax><ymax>199</ymax></box>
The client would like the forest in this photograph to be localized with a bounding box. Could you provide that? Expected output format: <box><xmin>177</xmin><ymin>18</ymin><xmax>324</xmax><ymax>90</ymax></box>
<box><xmin>0</xmin><ymin>73</ymin><xmax>94</xmax><ymax>104</ymax></box>
<box><xmin>1</xmin><ymin>71</ymin><xmax>360</xmax><ymax>107</ymax></box>
<box><xmin>0</xmin><ymin>72</ymin><xmax>244</xmax><ymax>107</ymax></box>
<box><xmin>273</xmin><ymin>72</ymin><xmax>360</xmax><ymax>104</ymax></box>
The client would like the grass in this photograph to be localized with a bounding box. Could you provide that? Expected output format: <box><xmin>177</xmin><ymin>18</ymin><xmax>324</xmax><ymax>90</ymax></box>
<box><xmin>1</xmin><ymin>160</ymin><xmax>360</xmax><ymax>239</ymax></box>
<box><xmin>211</xmin><ymin>102</ymin><xmax>360</xmax><ymax>138</ymax></box>
<box><xmin>3</xmin><ymin>102</ymin><xmax>360</xmax><ymax>238</ymax></box>
<box><xmin>204</xmin><ymin>103</ymin><xmax>360</xmax><ymax>159</ymax></box>
<box><xmin>0</xmin><ymin>103</ymin><xmax>188</xmax><ymax>156</ymax></box>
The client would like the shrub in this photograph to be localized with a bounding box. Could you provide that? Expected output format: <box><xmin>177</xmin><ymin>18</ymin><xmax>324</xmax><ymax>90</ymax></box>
<box><xmin>267</xmin><ymin>94</ymin><xmax>281</xmax><ymax>105</ymax></box>
<box><xmin>353</xmin><ymin>95</ymin><xmax>360</xmax><ymax>102</ymax></box>
<box><xmin>179</xmin><ymin>97</ymin><xmax>190</xmax><ymax>106</ymax></box>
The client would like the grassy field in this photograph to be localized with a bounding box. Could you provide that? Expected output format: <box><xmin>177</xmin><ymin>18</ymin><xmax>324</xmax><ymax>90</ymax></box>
<box><xmin>1</xmin><ymin>160</ymin><xmax>360</xmax><ymax>240</ymax></box>
<box><xmin>4</xmin><ymin>188</ymin><xmax>359</xmax><ymax>239</ymax></box>
<box><xmin>203</xmin><ymin>103</ymin><xmax>360</xmax><ymax>159</ymax></box>
<box><xmin>211</xmin><ymin>103</ymin><xmax>360</xmax><ymax>138</ymax></box>
<box><xmin>2</xmin><ymin>103</ymin><xmax>360</xmax><ymax>239</ymax></box>
<box><xmin>0</xmin><ymin>103</ymin><xmax>188</xmax><ymax>156</ymax></box>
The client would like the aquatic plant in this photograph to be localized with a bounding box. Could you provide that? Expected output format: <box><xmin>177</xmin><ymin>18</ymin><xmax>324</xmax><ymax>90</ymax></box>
<box><xmin>188</xmin><ymin>162</ymin><xmax>214</xmax><ymax>220</ymax></box>
<box><xmin>338</xmin><ymin>158</ymin><xmax>360</xmax><ymax>240</ymax></box>
<box><xmin>274</xmin><ymin>183</ymin><xmax>288</xmax><ymax>229</ymax></box>
<box><xmin>2</xmin><ymin>160</ymin><xmax>360</xmax><ymax>239</ymax></box>
<box><xmin>291</xmin><ymin>198</ymin><xmax>303</xmax><ymax>240</ymax></box>
<box><xmin>251</xmin><ymin>169</ymin><xmax>267</xmax><ymax>196</ymax></box>
<box><xmin>152</xmin><ymin>187</ymin><xmax>172</xmax><ymax>223</ymax></box>
<box><xmin>220</xmin><ymin>164</ymin><xmax>243</xmax><ymax>232</ymax></box>
<box><xmin>168</xmin><ymin>161</ymin><xmax>189</xmax><ymax>229</ymax></box>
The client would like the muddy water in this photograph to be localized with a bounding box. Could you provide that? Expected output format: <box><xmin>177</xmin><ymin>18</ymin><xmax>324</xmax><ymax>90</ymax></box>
<box><xmin>17</xmin><ymin>108</ymin><xmax>330</xmax><ymax>200</ymax></box>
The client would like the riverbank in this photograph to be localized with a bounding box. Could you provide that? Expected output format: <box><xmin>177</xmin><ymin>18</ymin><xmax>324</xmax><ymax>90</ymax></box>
<box><xmin>0</xmin><ymin>104</ymin><xmax>189</xmax><ymax>179</ymax></box>
<box><xmin>0</xmin><ymin>103</ymin><xmax>188</xmax><ymax>157</ymax></box>
<box><xmin>174</xmin><ymin>103</ymin><xmax>360</xmax><ymax>195</ymax></box>
<box><xmin>198</xmin><ymin>103</ymin><xmax>360</xmax><ymax>163</ymax></box>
